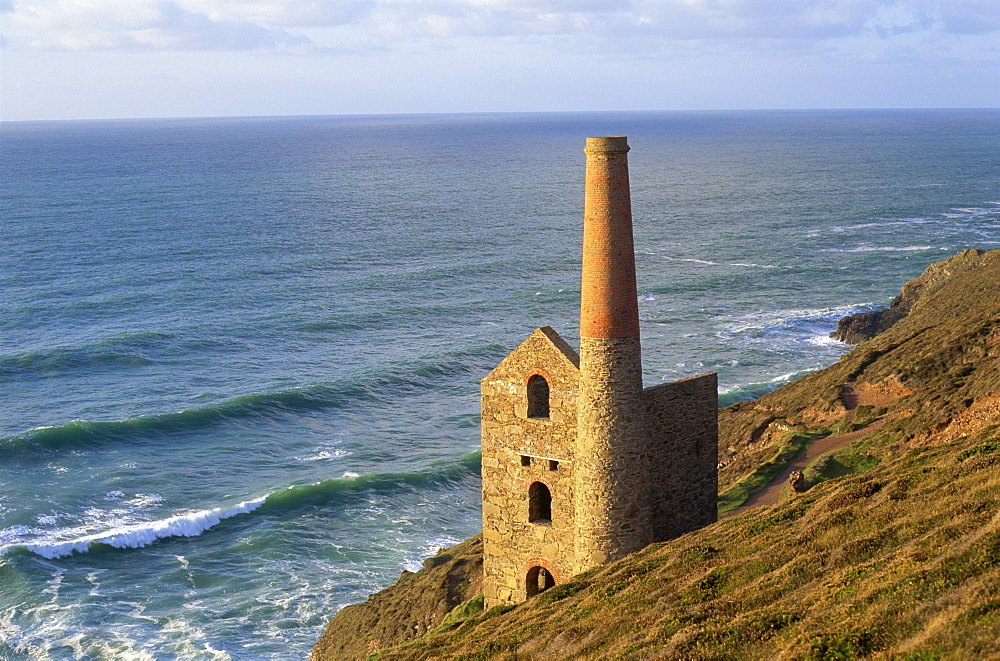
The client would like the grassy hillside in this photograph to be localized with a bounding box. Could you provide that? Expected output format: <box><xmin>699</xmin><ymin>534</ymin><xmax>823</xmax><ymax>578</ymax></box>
<box><xmin>314</xmin><ymin>249</ymin><xmax>1000</xmax><ymax>659</ymax></box>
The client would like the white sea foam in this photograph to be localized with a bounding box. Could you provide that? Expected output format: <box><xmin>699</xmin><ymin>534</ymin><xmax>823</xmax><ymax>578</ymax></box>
<box><xmin>808</xmin><ymin>334</ymin><xmax>846</xmax><ymax>347</ymax></box>
<box><xmin>85</xmin><ymin>570</ymin><xmax>104</xmax><ymax>596</ymax></box>
<box><xmin>718</xmin><ymin>304</ymin><xmax>870</xmax><ymax>335</ymax></box>
<box><xmin>821</xmin><ymin>245</ymin><xmax>936</xmax><ymax>253</ymax></box>
<box><xmin>24</xmin><ymin>424</ymin><xmax>56</xmax><ymax>433</ymax></box>
<box><xmin>43</xmin><ymin>568</ymin><xmax>65</xmax><ymax>599</ymax></box>
<box><xmin>943</xmin><ymin>206</ymin><xmax>1000</xmax><ymax>219</ymax></box>
<box><xmin>717</xmin><ymin>369</ymin><xmax>826</xmax><ymax>406</ymax></box>
<box><xmin>662</xmin><ymin>256</ymin><xmax>777</xmax><ymax>268</ymax></box>
<box><xmin>809</xmin><ymin>218</ymin><xmax>939</xmax><ymax>237</ymax></box>
<box><xmin>1</xmin><ymin>524</ymin><xmax>44</xmax><ymax>541</ymax></box>
<box><xmin>295</xmin><ymin>448</ymin><xmax>349</xmax><ymax>462</ymax></box>
<box><xmin>402</xmin><ymin>557</ymin><xmax>423</xmax><ymax>573</ymax></box>
<box><xmin>128</xmin><ymin>493</ymin><xmax>165</xmax><ymax>508</ymax></box>
<box><xmin>403</xmin><ymin>534</ymin><xmax>463</xmax><ymax>573</ymax></box>
<box><xmin>717</xmin><ymin>371</ymin><xmax>803</xmax><ymax>396</ymax></box>
<box><xmin>3</xmin><ymin>498</ymin><xmax>266</xmax><ymax>559</ymax></box>
<box><xmin>0</xmin><ymin>611</ymin><xmax>47</xmax><ymax>659</ymax></box>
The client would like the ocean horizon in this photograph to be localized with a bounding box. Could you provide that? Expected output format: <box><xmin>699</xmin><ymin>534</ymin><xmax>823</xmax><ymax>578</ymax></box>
<box><xmin>2</xmin><ymin>108</ymin><xmax>998</xmax><ymax>658</ymax></box>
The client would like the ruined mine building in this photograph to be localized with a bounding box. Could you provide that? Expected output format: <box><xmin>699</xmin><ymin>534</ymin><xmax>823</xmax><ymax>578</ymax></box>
<box><xmin>481</xmin><ymin>136</ymin><xmax>719</xmax><ymax>607</ymax></box>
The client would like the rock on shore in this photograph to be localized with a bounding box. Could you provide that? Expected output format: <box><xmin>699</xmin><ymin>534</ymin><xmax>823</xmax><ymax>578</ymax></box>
<box><xmin>830</xmin><ymin>248</ymin><xmax>988</xmax><ymax>343</ymax></box>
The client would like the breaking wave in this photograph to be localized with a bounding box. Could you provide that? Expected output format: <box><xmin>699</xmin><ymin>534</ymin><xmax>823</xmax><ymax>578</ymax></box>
<box><xmin>820</xmin><ymin>245</ymin><xmax>937</xmax><ymax>253</ymax></box>
<box><xmin>8</xmin><ymin>499</ymin><xmax>266</xmax><ymax>560</ymax></box>
<box><xmin>0</xmin><ymin>452</ymin><xmax>481</xmax><ymax>560</ymax></box>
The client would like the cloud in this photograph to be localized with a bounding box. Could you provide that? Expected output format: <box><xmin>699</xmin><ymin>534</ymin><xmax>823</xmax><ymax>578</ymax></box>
<box><xmin>4</xmin><ymin>0</ymin><xmax>312</xmax><ymax>50</ymax></box>
<box><xmin>358</xmin><ymin>0</ymin><xmax>1000</xmax><ymax>42</ymax></box>
<box><xmin>3</xmin><ymin>0</ymin><xmax>998</xmax><ymax>52</ymax></box>
<box><xmin>936</xmin><ymin>0</ymin><xmax>1000</xmax><ymax>35</ymax></box>
<box><xmin>181</xmin><ymin>0</ymin><xmax>376</xmax><ymax>28</ymax></box>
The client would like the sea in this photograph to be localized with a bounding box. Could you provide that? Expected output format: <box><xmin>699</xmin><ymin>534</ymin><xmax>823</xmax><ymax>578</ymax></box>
<box><xmin>1</xmin><ymin>109</ymin><xmax>998</xmax><ymax>659</ymax></box>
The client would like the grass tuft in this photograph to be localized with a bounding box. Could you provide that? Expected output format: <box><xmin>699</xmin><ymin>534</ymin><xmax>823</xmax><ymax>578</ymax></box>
<box><xmin>806</xmin><ymin>629</ymin><xmax>882</xmax><ymax>659</ymax></box>
<box><xmin>536</xmin><ymin>580</ymin><xmax>590</xmax><ymax>605</ymax></box>
<box><xmin>956</xmin><ymin>440</ymin><xmax>1000</xmax><ymax>462</ymax></box>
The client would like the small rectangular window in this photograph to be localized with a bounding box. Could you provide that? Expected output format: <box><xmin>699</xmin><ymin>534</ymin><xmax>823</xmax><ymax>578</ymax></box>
<box><xmin>520</xmin><ymin>455</ymin><xmax>531</xmax><ymax>467</ymax></box>
<box><xmin>548</xmin><ymin>460</ymin><xmax>559</xmax><ymax>471</ymax></box>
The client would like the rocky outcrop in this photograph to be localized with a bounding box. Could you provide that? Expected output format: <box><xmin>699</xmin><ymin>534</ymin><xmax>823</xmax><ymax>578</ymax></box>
<box><xmin>311</xmin><ymin>535</ymin><xmax>483</xmax><ymax>660</ymax></box>
<box><xmin>830</xmin><ymin>248</ymin><xmax>988</xmax><ymax>344</ymax></box>
<box><xmin>830</xmin><ymin>307</ymin><xmax>906</xmax><ymax>344</ymax></box>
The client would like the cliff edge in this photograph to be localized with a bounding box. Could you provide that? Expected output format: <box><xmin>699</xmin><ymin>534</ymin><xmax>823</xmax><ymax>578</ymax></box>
<box><xmin>830</xmin><ymin>248</ymin><xmax>988</xmax><ymax>344</ymax></box>
<box><xmin>310</xmin><ymin>535</ymin><xmax>483</xmax><ymax>660</ymax></box>
<box><xmin>314</xmin><ymin>249</ymin><xmax>1000</xmax><ymax>659</ymax></box>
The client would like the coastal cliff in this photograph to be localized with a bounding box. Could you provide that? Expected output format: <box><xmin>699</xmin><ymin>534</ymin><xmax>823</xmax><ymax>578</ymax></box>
<box><xmin>311</xmin><ymin>535</ymin><xmax>483</xmax><ymax>659</ymax></box>
<box><xmin>313</xmin><ymin>249</ymin><xmax>1000</xmax><ymax>659</ymax></box>
<box><xmin>829</xmin><ymin>248</ymin><xmax>988</xmax><ymax>344</ymax></box>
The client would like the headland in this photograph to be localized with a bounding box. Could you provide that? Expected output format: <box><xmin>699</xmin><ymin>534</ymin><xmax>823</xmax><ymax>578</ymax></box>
<box><xmin>314</xmin><ymin>248</ymin><xmax>1000</xmax><ymax>659</ymax></box>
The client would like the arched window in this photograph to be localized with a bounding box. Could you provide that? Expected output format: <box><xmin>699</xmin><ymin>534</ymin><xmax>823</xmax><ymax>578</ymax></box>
<box><xmin>525</xmin><ymin>566</ymin><xmax>556</xmax><ymax>598</ymax></box>
<box><xmin>528</xmin><ymin>481</ymin><xmax>552</xmax><ymax>523</ymax></box>
<box><xmin>527</xmin><ymin>374</ymin><xmax>550</xmax><ymax>419</ymax></box>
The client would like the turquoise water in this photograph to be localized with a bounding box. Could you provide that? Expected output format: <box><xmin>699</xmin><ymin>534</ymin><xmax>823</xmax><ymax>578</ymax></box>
<box><xmin>1</xmin><ymin>110</ymin><xmax>998</xmax><ymax>658</ymax></box>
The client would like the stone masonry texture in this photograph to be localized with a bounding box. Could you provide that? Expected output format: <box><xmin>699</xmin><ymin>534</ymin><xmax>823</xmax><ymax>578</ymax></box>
<box><xmin>481</xmin><ymin>328</ymin><xmax>579</xmax><ymax>608</ymax></box>
<box><xmin>643</xmin><ymin>372</ymin><xmax>719</xmax><ymax>540</ymax></box>
<box><xmin>480</xmin><ymin>137</ymin><xmax>718</xmax><ymax>608</ymax></box>
<box><xmin>574</xmin><ymin>335</ymin><xmax>650</xmax><ymax>573</ymax></box>
<box><xmin>576</xmin><ymin>137</ymin><xmax>647</xmax><ymax>572</ymax></box>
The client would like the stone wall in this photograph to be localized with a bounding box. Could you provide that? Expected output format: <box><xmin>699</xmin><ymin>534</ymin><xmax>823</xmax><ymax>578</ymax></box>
<box><xmin>481</xmin><ymin>329</ymin><xmax>719</xmax><ymax>605</ymax></box>
<box><xmin>643</xmin><ymin>372</ymin><xmax>719</xmax><ymax>541</ymax></box>
<box><xmin>574</xmin><ymin>335</ymin><xmax>651</xmax><ymax>574</ymax></box>
<box><xmin>480</xmin><ymin>327</ymin><xmax>579</xmax><ymax>608</ymax></box>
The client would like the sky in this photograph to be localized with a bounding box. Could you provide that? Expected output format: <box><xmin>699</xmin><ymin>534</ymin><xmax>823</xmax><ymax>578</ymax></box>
<box><xmin>1</xmin><ymin>0</ymin><xmax>998</xmax><ymax>121</ymax></box>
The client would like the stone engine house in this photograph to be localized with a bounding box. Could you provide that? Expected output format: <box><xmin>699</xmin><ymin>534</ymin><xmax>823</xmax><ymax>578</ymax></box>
<box><xmin>481</xmin><ymin>137</ymin><xmax>719</xmax><ymax>608</ymax></box>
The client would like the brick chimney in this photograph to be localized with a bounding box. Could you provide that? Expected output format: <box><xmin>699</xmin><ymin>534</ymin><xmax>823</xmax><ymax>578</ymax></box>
<box><xmin>580</xmin><ymin>136</ymin><xmax>640</xmax><ymax>340</ymax></box>
<box><xmin>574</xmin><ymin>136</ymin><xmax>650</xmax><ymax>573</ymax></box>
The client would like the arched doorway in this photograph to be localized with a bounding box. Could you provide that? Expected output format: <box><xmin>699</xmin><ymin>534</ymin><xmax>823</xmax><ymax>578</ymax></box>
<box><xmin>525</xmin><ymin>565</ymin><xmax>556</xmax><ymax>598</ymax></box>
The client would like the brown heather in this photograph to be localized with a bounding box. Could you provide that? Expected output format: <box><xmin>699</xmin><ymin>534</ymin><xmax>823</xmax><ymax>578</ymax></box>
<box><xmin>314</xmin><ymin>249</ymin><xmax>1000</xmax><ymax>660</ymax></box>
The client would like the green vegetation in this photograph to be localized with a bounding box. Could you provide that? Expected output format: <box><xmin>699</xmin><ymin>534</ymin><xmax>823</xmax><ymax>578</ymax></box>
<box><xmin>426</xmin><ymin>595</ymin><xmax>486</xmax><ymax>637</ymax></box>
<box><xmin>805</xmin><ymin>443</ymin><xmax>881</xmax><ymax>488</ymax></box>
<box><xmin>374</xmin><ymin>426</ymin><xmax>1000</xmax><ymax>659</ymax></box>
